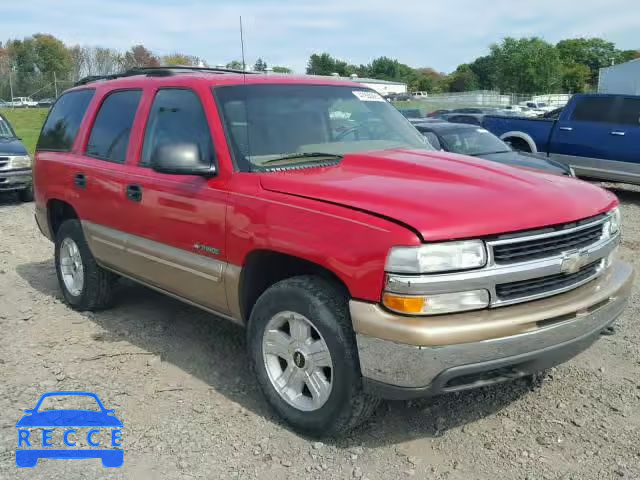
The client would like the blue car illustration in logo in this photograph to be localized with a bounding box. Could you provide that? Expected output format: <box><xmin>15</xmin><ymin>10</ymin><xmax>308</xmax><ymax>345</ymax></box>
<box><xmin>15</xmin><ymin>391</ymin><xmax>123</xmax><ymax>468</ymax></box>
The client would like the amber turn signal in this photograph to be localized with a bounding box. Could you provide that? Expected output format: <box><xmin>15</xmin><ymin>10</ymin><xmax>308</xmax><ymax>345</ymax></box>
<box><xmin>382</xmin><ymin>293</ymin><xmax>426</xmax><ymax>314</ymax></box>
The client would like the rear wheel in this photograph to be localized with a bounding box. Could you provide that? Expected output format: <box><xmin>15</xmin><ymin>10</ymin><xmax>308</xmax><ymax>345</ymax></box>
<box><xmin>506</xmin><ymin>137</ymin><xmax>532</xmax><ymax>153</ymax></box>
<box><xmin>248</xmin><ymin>276</ymin><xmax>379</xmax><ymax>436</ymax></box>
<box><xmin>54</xmin><ymin>219</ymin><xmax>116</xmax><ymax>310</ymax></box>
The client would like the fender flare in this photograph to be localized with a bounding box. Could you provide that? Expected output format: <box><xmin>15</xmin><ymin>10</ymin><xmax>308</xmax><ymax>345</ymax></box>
<box><xmin>499</xmin><ymin>131</ymin><xmax>538</xmax><ymax>153</ymax></box>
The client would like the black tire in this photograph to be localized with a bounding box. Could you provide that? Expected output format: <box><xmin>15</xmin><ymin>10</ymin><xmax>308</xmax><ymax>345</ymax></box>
<box><xmin>248</xmin><ymin>275</ymin><xmax>379</xmax><ymax>437</ymax></box>
<box><xmin>18</xmin><ymin>184</ymin><xmax>34</xmax><ymax>202</ymax></box>
<box><xmin>54</xmin><ymin>219</ymin><xmax>116</xmax><ymax>311</ymax></box>
<box><xmin>507</xmin><ymin>137</ymin><xmax>532</xmax><ymax>153</ymax></box>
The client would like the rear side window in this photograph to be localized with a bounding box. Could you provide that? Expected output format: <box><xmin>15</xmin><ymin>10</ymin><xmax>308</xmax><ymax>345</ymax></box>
<box><xmin>614</xmin><ymin>98</ymin><xmax>640</xmax><ymax>126</ymax></box>
<box><xmin>570</xmin><ymin>97</ymin><xmax>616</xmax><ymax>123</ymax></box>
<box><xmin>37</xmin><ymin>89</ymin><xmax>95</xmax><ymax>151</ymax></box>
<box><xmin>140</xmin><ymin>89</ymin><xmax>214</xmax><ymax>167</ymax></box>
<box><xmin>86</xmin><ymin>90</ymin><xmax>142</xmax><ymax>163</ymax></box>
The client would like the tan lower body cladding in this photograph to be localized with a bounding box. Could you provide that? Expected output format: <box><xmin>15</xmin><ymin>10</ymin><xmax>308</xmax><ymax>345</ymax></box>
<box><xmin>81</xmin><ymin>221</ymin><xmax>243</xmax><ymax>323</ymax></box>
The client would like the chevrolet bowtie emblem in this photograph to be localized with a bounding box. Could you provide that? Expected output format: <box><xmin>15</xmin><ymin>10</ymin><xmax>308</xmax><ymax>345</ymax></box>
<box><xmin>560</xmin><ymin>250</ymin><xmax>588</xmax><ymax>274</ymax></box>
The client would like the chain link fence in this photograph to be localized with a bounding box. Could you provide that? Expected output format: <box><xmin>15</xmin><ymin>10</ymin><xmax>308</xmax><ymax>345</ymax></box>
<box><xmin>0</xmin><ymin>72</ymin><xmax>75</xmax><ymax>105</ymax></box>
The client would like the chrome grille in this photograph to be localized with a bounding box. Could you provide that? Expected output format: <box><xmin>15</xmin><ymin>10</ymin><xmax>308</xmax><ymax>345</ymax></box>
<box><xmin>0</xmin><ymin>157</ymin><xmax>9</xmax><ymax>169</ymax></box>
<box><xmin>496</xmin><ymin>260</ymin><xmax>602</xmax><ymax>301</ymax></box>
<box><xmin>491</xmin><ymin>218</ymin><xmax>604</xmax><ymax>265</ymax></box>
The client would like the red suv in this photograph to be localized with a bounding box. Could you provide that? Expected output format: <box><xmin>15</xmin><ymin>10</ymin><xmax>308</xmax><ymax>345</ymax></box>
<box><xmin>34</xmin><ymin>67</ymin><xmax>633</xmax><ymax>436</ymax></box>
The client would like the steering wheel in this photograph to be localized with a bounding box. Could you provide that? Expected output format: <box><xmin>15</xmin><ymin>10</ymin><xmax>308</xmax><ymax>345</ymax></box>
<box><xmin>335</xmin><ymin>122</ymin><xmax>372</xmax><ymax>141</ymax></box>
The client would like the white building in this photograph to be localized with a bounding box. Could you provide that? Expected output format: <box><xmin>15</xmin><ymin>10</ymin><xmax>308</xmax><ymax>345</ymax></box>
<box><xmin>598</xmin><ymin>59</ymin><xmax>640</xmax><ymax>95</ymax></box>
<box><xmin>351</xmin><ymin>77</ymin><xmax>408</xmax><ymax>95</ymax></box>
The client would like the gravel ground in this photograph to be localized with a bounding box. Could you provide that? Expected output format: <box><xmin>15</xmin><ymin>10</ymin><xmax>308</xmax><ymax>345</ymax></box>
<box><xmin>1</xmin><ymin>182</ymin><xmax>639</xmax><ymax>480</ymax></box>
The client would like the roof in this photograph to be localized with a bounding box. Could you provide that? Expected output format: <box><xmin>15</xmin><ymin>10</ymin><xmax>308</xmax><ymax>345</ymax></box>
<box><xmin>70</xmin><ymin>67</ymin><xmax>361</xmax><ymax>92</ymax></box>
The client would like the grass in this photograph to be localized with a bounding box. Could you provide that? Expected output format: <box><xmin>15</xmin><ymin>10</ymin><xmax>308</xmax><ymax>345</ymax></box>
<box><xmin>0</xmin><ymin>108</ymin><xmax>49</xmax><ymax>156</ymax></box>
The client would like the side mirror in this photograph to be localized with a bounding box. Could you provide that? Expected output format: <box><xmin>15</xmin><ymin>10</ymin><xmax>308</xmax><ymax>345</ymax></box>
<box><xmin>150</xmin><ymin>143</ymin><xmax>216</xmax><ymax>177</ymax></box>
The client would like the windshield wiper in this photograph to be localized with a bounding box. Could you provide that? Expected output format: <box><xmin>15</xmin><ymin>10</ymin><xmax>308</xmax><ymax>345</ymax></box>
<box><xmin>469</xmin><ymin>150</ymin><xmax>511</xmax><ymax>156</ymax></box>
<box><xmin>260</xmin><ymin>152</ymin><xmax>343</xmax><ymax>166</ymax></box>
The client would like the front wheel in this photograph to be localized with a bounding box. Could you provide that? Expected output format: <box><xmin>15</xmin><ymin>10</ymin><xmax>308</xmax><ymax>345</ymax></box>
<box><xmin>248</xmin><ymin>276</ymin><xmax>379</xmax><ymax>437</ymax></box>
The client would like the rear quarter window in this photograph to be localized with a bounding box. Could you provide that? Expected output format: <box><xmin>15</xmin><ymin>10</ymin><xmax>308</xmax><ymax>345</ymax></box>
<box><xmin>36</xmin><ymin>89</ymin><xmax>95</xmax><ymax>152</ymax></box>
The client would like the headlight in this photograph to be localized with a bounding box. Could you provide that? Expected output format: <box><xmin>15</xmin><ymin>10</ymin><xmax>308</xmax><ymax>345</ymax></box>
<box><xmin>382</xmin><ymin>290</ymin><xmax>490</xmax><ymax>315</ymax></box>
<box><xmin>604</xmin><ymin>207</ymin><xmax>621</xmax><ymax>238</ymax></box>
<box><xmin>386</xmin><ymin>240</ymin><xmax>487</xmax><ymax>274</ymax></box>
<box><xmin>10</xmin><ymin>155</ymin><xmax>32</xmax><ymax>169</ymax></box>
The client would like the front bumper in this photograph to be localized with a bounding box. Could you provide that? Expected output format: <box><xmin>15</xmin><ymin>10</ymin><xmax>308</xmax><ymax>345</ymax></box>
<box><xmin>0</xmin><ymin>169</ymin><xmax>32</xmax><ymax>191</ymax></box>
<box><xmin>352</xmin><ymin>260</ymin><xmax>633</xmax><ymax>399</ymax></box>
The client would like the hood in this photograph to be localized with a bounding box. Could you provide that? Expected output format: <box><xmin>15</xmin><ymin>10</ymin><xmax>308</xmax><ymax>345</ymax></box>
<box><xmin>0</xmin><ymin>137</ymin><xmax>28</xmax><ymax>155</ymax></box>
<box><xmin>259</xmin><ymin>149</ymin><xmax>616</xmax><ymax>241</ymax></box>
<box><xmin>477</xmin><ymin>150</ymin><xmax>570</xmax><ymax>175</ymax></box>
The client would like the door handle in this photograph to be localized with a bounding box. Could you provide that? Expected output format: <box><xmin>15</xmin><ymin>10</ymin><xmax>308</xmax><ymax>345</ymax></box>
<box><xmin>558</xmin><ymin>126</ymin><xmax>573</xmax><ymax>131</ymax></box>
<box><xmin>126</xmin><ymin>184</ymin><xmax>143</xmax><ymax>202</ymax></box>
<box><xmin>74</xmin><ymin>173</ymin><xmax>86</xmax><ymax>189</ymax></box>
<box><xmin>610</xmin><ymin>131</ymin><xmax>626</xmax><ymax>136</ymax></box>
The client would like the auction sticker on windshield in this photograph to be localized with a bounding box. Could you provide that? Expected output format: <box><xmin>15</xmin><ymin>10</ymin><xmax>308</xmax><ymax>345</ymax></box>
<box><xmin>352</xmin><ymin>90</ymin><xmax>385</xmax><ymax>102</ymax></box>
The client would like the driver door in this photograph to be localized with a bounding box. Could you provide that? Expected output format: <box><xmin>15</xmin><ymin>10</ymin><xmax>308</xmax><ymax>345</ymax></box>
<box><xmin>122</xmin><ymin>87</ymin><xmax>231</xmax><ymax>315</ymax></box>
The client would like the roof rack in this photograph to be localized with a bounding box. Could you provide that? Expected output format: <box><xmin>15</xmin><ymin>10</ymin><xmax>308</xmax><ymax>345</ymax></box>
<box><xmin>75</xmin><ymin>66</ymin><xmax>257</xmax><ymax>86</ymax></box>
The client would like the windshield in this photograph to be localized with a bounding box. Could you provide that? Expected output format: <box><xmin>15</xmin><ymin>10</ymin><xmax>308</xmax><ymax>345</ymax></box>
<box><xmin>214</xmin><ymin>84</ymin><xmax>431</xmax><ymax>170</ymax></box>
<box><xmin>439</xmin><ymin>128</ymin><xmax>510</xmax><ymax>156</ymax></box>
<box><xmin>0</xmin><ymin>117</ymin><xmax>16</xmax><ymax>138</ymax></box>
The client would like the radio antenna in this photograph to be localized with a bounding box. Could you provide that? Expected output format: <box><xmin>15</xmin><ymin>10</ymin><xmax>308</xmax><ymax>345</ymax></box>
<box><xmin>240</xmin><ymin>16</ymin><xmax>246</xmax><ymax>73</ymax></box>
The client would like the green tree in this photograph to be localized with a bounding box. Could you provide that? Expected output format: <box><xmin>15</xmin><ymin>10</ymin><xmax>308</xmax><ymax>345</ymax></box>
<box><xmin>226</xmin><ymin>60</ymin><xmax>244</xmax><ymax>70</ymax></box>
<box><xmin>561</xmin><ymin>62</ymin><xmax>591</xmax><ymax>93</ymax></box>
<box><xmin>272</xmin><ymin>65</ymin><xmax>292</xmax><ymax>74</ymax></box>
<box><xmin>253</xmin><ymin>57</ymin><xmax>267</xmax><ymax>72</ymax></box>
<box><xmin>469</xmin><ymin>55</ymin><xmax>496</xmax><ymax>90</ymax></box>
<box><xmin>447</xmin><ymin>64</ymin><xmax>479</xmax><ymax>92</ymax></box>
<box><xmin>490</xmin><ymin>37</ymin><xmax>562</xmax><ymax>93</ymax></box>
<box><xmin>32</xmin><ymin>34</ymin><xmax>72</xmax><ymax>79</ymax></box>
<box><xmin>556</xmin><ymin>38</ymin><xmax>624</xmax><ymax>86</ymax></box>
<box><xmin>306</xmin><ymin>53</ymin><xmax>351</xmax><ymax>76</ymax></box>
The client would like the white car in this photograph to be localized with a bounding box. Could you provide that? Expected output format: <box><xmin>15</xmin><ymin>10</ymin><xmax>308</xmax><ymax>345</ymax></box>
<box><xmin>520</xmin><ymin>101</ymin><xmax>554</xmax><ymax>113</ymax></box>
<box><xmin>412</xmin><ymin>91</ymin><xmax>429</xmax><ymax>99</ymax></box>
<box><xmin>9</xmin><ymin>97</ymin><xmax>38</xmax><ymax>108</ymax></box>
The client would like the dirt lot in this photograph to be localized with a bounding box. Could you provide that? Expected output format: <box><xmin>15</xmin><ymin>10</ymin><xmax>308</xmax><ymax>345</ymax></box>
<box><xmin>1</xmin><ymin>183</ymin><xmax>639</xmax><ymax>480</ymax></box>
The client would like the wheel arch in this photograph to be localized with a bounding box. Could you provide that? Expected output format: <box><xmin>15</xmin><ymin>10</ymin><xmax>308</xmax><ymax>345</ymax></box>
<box><xmin>238</xmin><ymin>249</ymin><xmax>351</xmax><ymax>323</ymax></box>
<box><xmin>47</xmin><ymin>199</ymin><xmax>79</xmax><ymax>238</ymax></box>
<box><xmin>499</xmin><ymin>131</ymin><xmax>537</xmax><ymax>153</ymax></box>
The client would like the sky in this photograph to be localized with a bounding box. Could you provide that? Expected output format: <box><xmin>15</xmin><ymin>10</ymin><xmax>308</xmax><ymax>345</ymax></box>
<box><xmin>3</xmin><ymin>0</ymin><xmax>639</xmax><ymax>74</ymax></box>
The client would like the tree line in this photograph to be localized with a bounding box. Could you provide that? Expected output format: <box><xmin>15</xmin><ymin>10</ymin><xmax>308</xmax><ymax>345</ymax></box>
<box><xmin>0</xmin><ymin>33</ymin><xmax>638</xmax><ymax>100</ymax></box>
<box><xmin>307</xmin><ymin>37</ymin><xmax>639</xmax><ymax>94</ymax></box>
<box><xmin>0</xmin><ymin>34</ymin><xmax>290</xmax><ymax>99</ymax></box>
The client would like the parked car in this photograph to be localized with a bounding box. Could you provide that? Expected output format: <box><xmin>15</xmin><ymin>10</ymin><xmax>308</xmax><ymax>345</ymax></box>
<box><xmin>0</xmin><ymin>112</ymin><xmax>33</xmax><ymax>201</ymax></box>
<box><xmin>0</xmin><ymin>99</ymin><xmax>8</xmax><ymax>108</ymax></box>
<box><xmin>386</xmin><ymin>92</ymin><xmax>412</xmax><ymax>102</ymax></box>
<box><xmin>483</xmin><ymin>93</ymin><xmax>640</xmax><ymax>184</ymax></box>
<box><xmin>412</xmin><ymin>91</ymin><xmax>429</xmax><ymax>99</ymax></box>
<box><xmin>397</xmin><ymin>108</ymin><xmax>423</xmax><ymax>119</ymax></box>
<box><xmin>412</xmin><ymin>121</ymin><xmax>573</xmax><ymax>176</ymax></box>
<box><xmin>9</xmin><ymin>97</ymin><xmax>38</xmax><ymax>108</ymax></box>
<box><xmin>441</xmin><ymin>113</ymin><xmax>486</xmax><ymax>125</ymax></box>
<box><xmin>427</xmin><ymin>108</ymin><xmax>451</xmax><ymax>118</ymax></box>
<box><xmin>37</xmin><ymin>97</ymin><xmax>56</xmax><ymax>108</ymax></box>
<box><xmin>520</xmin><ymin>101</ymin><xmax>555</xmax><ymax>113</ymax></box>
<box><xmin>34</xmin><ymin>67</ymin><xmax>632</xmax><ymax>436</ymax></box>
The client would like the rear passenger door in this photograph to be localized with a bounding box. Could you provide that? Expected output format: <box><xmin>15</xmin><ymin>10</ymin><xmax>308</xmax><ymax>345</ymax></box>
<box><xmin>122</xmin><ymin>88</ymin><xmax>231</xmax><ymax>315</ymax></box>
<box><xmin>77</xmin><ymin>89</ymin><xmax>144</xmax><ymax>273</ymax></box>
<box><xmin>606</xmin><ymin>97</ymin><xmax>640</xmax><ymax>175</ymax></box>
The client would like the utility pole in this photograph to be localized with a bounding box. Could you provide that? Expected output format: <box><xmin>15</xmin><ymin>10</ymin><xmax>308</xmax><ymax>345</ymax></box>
<box><xmin>9</xmin><ymin>65</ymin><xmax>14</xmax><ymax>108</ymax></box>
<box><xmin>54</xmin><ymin>71</ymin><xmax>58</xmax><ymax>98</ymax></box>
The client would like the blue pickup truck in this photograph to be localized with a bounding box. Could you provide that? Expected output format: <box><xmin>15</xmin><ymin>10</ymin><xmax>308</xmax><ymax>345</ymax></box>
<box><xmin>483</xmin><ymin>94</ymin><xmax>640</xmax><ymax>184</ymax></box>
